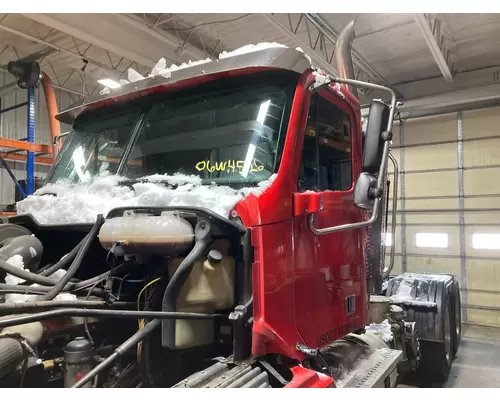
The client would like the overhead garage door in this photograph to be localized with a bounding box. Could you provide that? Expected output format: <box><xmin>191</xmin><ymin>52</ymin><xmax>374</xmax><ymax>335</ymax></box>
<box><xmin>386</xmin><ymin>106</ymin><xmax>500</xmax><ymax>327</ymax></box>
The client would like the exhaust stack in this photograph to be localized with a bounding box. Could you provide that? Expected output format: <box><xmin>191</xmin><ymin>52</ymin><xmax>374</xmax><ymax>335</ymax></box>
<box><xmin>334</xmin><ymin>20</ymin><xmax>358</xmax><ymax>98</ymax></box>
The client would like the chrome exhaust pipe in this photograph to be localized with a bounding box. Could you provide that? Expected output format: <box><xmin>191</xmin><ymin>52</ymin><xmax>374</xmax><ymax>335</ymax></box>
<box><xmin>334</xmin><ymin>19</ymin><xmax>358</xmax><ymax>98</ymax></box>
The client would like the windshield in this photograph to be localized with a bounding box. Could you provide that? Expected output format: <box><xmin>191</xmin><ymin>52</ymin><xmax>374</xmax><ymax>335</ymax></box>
<box><xmin>47</xmin><ymin>71</ymin><xmax>298</xmax><ymax>188</ymax></box>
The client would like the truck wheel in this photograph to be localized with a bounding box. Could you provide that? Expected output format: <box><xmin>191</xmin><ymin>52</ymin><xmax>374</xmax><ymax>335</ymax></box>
<box><xmin>386</xmin><ymin>273</ymin><xmax>455</xmax><ymax>383</ymax></box>
<box><xmin>417</xmin><ymin>297</ymin><xmax>453</xmax><ymax>382</ymax></box>
<box><xmin>450</xmin><ymin>278</ymin><xmax>461</xmax><ymax>356</ymax></box>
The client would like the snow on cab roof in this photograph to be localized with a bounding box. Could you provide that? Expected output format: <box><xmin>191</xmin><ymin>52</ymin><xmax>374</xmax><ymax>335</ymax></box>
<box><xmin>56</xmin><ymin>43</ymin><xmax>314</xmax><ymax>125</ymax></box>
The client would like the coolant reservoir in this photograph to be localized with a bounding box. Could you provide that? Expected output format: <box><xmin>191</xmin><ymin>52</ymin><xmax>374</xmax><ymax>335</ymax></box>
<box><xmin>168</xmin><ymin>248</ymin><xmax>235</xmax><ymax>349</ymax></box>
<box><xmin>98</xmin><ymin>211</ymin><xmax>194</xmax><ymax>256</ymax></box>
<box><xmin>174</xmin><ymin>305</ymin><xmax>215</xmax><ymax>349</ymax></box>
<box><xmin>168</xmin><ymin>249</ymin><xmax>235</xmax><ymax>310</ymax></box>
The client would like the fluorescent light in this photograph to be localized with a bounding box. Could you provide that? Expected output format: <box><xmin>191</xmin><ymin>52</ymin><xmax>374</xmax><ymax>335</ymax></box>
<box><xmin>415</xmin><ymin>232</ymin><xmax>448</xmax><ymax>249</ymax></box>
<box><xmin>97</xmin><ymin>79</ymin><xmax>121</xmax><ymax>89</ymax></box>
<box><xmin>256</xmin><ymin>100</ymin><xmax>271</xmax><ymax>124</ymax></box>
<box><xmin>241</xmin><ymin>143</ymin><xmax>256</xmax><ymax>178</ymax></box>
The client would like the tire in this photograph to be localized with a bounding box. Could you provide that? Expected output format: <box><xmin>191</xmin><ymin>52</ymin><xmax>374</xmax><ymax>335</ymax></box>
<box><xmin>387</xmin><ymin>273</ymin><xmax>455</xmax><ymax>383</ymax></box>
<box><xmin>450</xmin><ymin>278</ymin><xmax>462</xmax><ymax>356</ymax></box>
<box><xmin>417</xmin><ymin>297</ymin><xmax>454</xmax><ymax>382</ymax></box>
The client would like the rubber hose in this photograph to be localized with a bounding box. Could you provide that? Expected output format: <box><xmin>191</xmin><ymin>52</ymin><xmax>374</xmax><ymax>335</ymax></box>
<box><xmin>161</xmin><ymin>219</ymin><xmax>212</xmax><ymax>348</ymax></box>
<box><xmin>43</xmin><ymin>215</ymin><xmax>104</xmax><ymax>301</ymax></box>
<box><xmin>38</xmin><ymin>236</ymin><xmax>87</xmax><ymax>276</ymax></box>
<box><xmin>0</xmin><ymin>300</ymin><xmax>134</xmax><ymax>313</ymax></box>
<box><xmin>0</xmin><ymin>337</ymin><xmax>24</xmax><ymax>379</ymax></box>
<box><xmin>0</xmin><ymin>284</ymin><xmax>105</xmax><ymax>298</ymax></box>
<box><xmin>0</xmin><ymin>259</ymin><xmax>64</xmax><ymax>286</ymax></box>
<box><xmin>0</xmin><ymin>261</ymin><xmax>132</xmax><ymax>296</ymax></box>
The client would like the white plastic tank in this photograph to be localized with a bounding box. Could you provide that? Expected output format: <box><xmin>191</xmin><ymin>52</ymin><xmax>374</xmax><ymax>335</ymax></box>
<box><xmin>98</xmin><ymin>211</ymin><xmax>194</xmax><ymax>256</ymax></box>
<box><xmin>168</xmin><ymin>243</ymin><xmax>235</xmax><ymax>348</ymax></box>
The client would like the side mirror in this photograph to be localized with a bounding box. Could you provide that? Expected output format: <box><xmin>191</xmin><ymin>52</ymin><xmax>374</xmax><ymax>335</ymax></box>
<box><xmin>354</xmin><ymin>173</ymin><xmax>377</xmax><ymax>210</ymax></box>
<box><xmin>363</xmin><ymin>100</ymin><xmax>389</xmax><ymax>174</ymax></box>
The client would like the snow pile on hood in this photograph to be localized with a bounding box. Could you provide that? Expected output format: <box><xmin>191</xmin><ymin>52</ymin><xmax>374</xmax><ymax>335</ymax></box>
<box><xmin>388</xmin><ymin>275</ymin><xmax>438</xmax><ymax>308</ymax></box>
<box><xmin>16</xmin><ymin>173</ymin><xmax>277</xmax><ymax>226</ymax></box>
<box><xmin>2</xmin><ymin>255</ymin><xmax>77</xmax><ymax>304</ymax></box>
<box><xmin>364</xmin><ymin>319</ymin><xmax>393</xmax><ymax>343</ymax></box>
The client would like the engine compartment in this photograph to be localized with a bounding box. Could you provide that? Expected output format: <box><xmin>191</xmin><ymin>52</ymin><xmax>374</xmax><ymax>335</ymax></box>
<box><xmin>0</xmin><ymin>206</ymin><xmax>251</xmax><ymax>388</ymax></box>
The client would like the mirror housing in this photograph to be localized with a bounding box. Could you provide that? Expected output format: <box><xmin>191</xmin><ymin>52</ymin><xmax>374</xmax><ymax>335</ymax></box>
<box><xmin>363</xmin><ymin>100</ymin><xmax>390</xmax><ymax>174</ymax></box>
<box><xmin>354</xmin><ymin>173</ymin><xmax>377</xmax><ymax>210</ymax></box>
<box><xmin>53</xmin><ymin>132</ymin><xmax>69</xmax><ymax>159</ymax></box>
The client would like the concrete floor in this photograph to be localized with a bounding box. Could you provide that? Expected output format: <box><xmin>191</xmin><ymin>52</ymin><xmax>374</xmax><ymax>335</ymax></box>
<box><xmin>400</xmin><ymin>324</ymin><xmax>500</xmax><ymax>388</ymax></box>
<box><xmin>444</xmin><ymin>325</ymin><xmax>500</xmax><ymax>388</ymax></box>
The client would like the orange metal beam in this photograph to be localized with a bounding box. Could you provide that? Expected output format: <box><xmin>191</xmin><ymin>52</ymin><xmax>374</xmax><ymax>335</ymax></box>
<box><xmin>0</xmin><ymin>138</ymin><xmax>52</xmax><ymax>154</ymax></box>
<box><xmin>0</xmin><ymin>152</ymin><xmax>53</xmax><ymax>165</ymax></box>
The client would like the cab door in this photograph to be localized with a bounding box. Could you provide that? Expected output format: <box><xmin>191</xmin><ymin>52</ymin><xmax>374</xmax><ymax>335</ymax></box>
<box><xmin>292</xmin><ymin>88</ymin><xmax>367</xmax><ymax>349</ymax></box>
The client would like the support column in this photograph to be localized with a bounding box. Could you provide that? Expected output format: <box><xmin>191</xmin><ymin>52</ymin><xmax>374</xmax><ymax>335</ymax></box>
<box><xmin>26</xmin><ymin>87</ymin><xmax>35</xmax><ymax>195</ymax></box>
<box><xmin>457</xmin><ymin>111</ymin><xmax>467</xmax><ymax>322</ymax></box>
<box><xmin>399</xmin><ymin>120</ymin><xmax>407</xmax><ymax>273</ymax></box>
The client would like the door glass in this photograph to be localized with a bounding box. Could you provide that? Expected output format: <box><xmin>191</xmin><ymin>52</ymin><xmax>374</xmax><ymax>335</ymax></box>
<box><xmin>298</xmin><ymin>92</ymin><xmax>353</xmax><ymax>192</ymax></box>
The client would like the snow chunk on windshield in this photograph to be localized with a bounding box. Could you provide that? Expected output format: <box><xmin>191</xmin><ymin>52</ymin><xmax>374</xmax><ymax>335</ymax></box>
<box><xmin>16</xmin><ymin>173</ymin><xmax>277</xmax><ymax>226</ymax></box>
<box><xmin>219</xmin><ymin>43</ymin><xmax>288</xmax><ymax>59</ymax></box>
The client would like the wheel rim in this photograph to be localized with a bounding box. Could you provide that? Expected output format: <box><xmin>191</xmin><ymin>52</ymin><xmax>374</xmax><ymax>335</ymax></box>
<box><xmin>444</xmin><ymin>304</ymin><xmax>452</xmax><ymax>363</ymax></box>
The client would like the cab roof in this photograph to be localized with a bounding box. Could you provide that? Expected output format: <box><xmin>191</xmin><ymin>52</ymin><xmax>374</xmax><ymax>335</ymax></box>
<box><xmin>56</xmin><ymin>46</ymin><xmax>313</xmax><ymax>125</ymax></box>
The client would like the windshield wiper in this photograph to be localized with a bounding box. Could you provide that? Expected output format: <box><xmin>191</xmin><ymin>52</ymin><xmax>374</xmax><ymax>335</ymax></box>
<box><xmin>117</xmin><ymin>179</ymin><xmax>180</xmax><ymax>190</ymax></box>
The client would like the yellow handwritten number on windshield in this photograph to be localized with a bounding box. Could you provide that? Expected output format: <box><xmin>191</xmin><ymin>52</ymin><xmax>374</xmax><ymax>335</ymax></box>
<box><xmin>195</xmin><ymin>160</ymin><xmax>264</xmax><ymax>173</ymax></box>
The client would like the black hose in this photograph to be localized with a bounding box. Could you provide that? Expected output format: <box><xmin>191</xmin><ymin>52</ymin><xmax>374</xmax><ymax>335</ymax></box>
<box><xmin>0</xmin><ymin>309</ymin><xmax>227</xmax><ymax>329</ymax></box>
<box><xmin>161</xmin><ymin>219</ymin><xmax>212</xmax><ymax>348</ymax></box>
<box><xmin>70</xmin><ymin>262</ymin><xmax>134</xmax><ymax>291</ymax></box>
<box><xmin>0</xmin><ymin>284</ymin><xmax>105</xmax><ymax>298</ymax></box>
<box><xmin>38</xmin><ymin>236</ymin><xmax>87</xmax><ymax>276</ymax></box>
<box><xmin>0</xmin><ymin>300</ymin><xmax>134</xmax><ymax>313</ymax></box>
<box><xmin>72</xmin><ymin>319</ymin><xmax>161</xmax><ymax>388</ymax></box>
<box><xmin>0</xmin><ymin>259</ymin><xmax>63</xmax><ymax>287</ymax></box>
<box><xmin>43</xmin><ymin>215</ymin><xmax>104</xmax><ymax>301</ymax></box>
<box><xmin>0</xmin><ymin>262</ymin><xmax>134</xmax><ymax>298</ymax></box>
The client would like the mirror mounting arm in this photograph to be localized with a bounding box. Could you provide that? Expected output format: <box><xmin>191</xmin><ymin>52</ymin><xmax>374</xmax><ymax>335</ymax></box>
<box><xmin>308</xmin><ymin>72</ymin><xmax>397</xmax><ymax>236</ymax></box>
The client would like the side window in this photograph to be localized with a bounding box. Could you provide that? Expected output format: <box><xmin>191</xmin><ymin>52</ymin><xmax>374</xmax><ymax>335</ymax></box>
<box><xmin>298</xmin><ymin>93</ymin><xmax>353</xmax><ymax>192</ymax></box>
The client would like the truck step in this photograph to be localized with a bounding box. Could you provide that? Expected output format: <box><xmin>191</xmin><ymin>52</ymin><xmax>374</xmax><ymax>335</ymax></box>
<box><xmin>336</xmin><ymin>348</ymin><xmax>403</xmax><ymax>388</ymax></box>
<box><xmin>173</xmin><ymin>361</ymin><xmax>271</xmax><ymax>388</ymax></box>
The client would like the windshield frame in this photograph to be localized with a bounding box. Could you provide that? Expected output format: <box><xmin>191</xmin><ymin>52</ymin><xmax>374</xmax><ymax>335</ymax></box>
<box><xmin>46</xmin><ymin>70</ymin><xmax>300</xmax><ymax>187</ymax></box>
